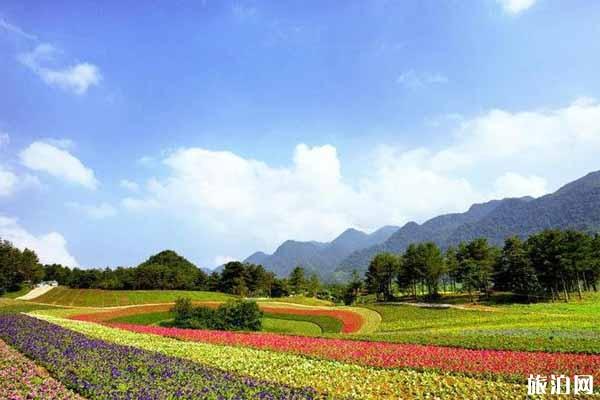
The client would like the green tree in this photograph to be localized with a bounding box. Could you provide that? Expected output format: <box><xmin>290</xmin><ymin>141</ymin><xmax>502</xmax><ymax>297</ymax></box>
<box><xmin>219</xmin><ymin>261</ymin><xmax>248</xmax><ymax>294</ymax></box>
<box><xmin>307</xmin><ymin>273</ymin><xmax>320</xmax><ymax>297</ymax></box>
<box><xmin>496</xmin><ymin>236</ymin><xmax>540</xmax><ymax>301</ymax></box>
<box><xmin>527</xmin><ymin>230</ymin><xmax>568</xmax><ymax>301</ymax></box>
<box><xmin>420</xmin><ymin>242</ymin><xmax>446</xmax><ymax>297</ymax></box>
<box><xmin>455</xmin><ymin>239</ymin><xmax>498</xmax><ymax>302</ymax></box>
<box><xmin>288</xmin><ymin>266</ymin><xmax>306</xmax><ymax>295</ymax></box>
<box><xmin>343</xmin><ymin>270</ymin><xmax>363</xmax><ymax>305</ymax></box>
<box><xmin>365</xmin><ymin>252</ymin><xmax>400</xmax><ymax>301</ymax></box>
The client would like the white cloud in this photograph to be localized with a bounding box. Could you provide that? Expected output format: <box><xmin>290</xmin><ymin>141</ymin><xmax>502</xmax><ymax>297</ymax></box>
<box><xmin>430</xmin><ymin>97</ymin><xmax>600</xmax><ymax>172</ymax></box>
<box><xmin>0</xmin><ymin>167</ymin><xmax>18</xmax><ymax>197</ymax></box>
<box><xmin>66</xmin><ymin>202</ymin><xmax>117</xmax><ymax>219</ymax></box>
<box><xmin>20</xmin><ymin>141</ymin><xmax>98</xmax><ymax>189</ymax></box>
<box><xmin>18</xmin><ymin>43</ymin><xmax>101</xmax><ymax>95</ymax></box>
<box><xmin>0</xmin><ymin>132</ymin><xmax>9</xmax><ymax>147</ymax></box>
<box><xmin>214</xmin><ymin>255</ymin><xmax>237</xmax><ymax>267</ymax></box>
<box><xmin>120</xmin><ymin>98</ymin><xmax>600</xmax><ymax>252</ymax></box>
<box><xmin>0</xmin><ymin>215</ymin><xmax>78</xmax><ymax>266</ymax></box>
<box><xmin>232</xmin><ymin>3</ymin><xmax>258</xmax><ymax>20</ymax></box>
<box><xmin>493</xmin><ymin>172</ymin><xmax>547</xmax><ymax>199</ymax></box>
<box><xmin>0</xmin><ymin>17</ymin><xmax>37</xmax><ymax>40</ymax></box>
<box><xmin>137</xmin><ymin>156</ymin><xmax>155</xmax><ymax>166</ymax></box>
<box><xmin>119</xmin><ymin>179</ymin><xmax>140</xmax><ymax>192</ymax></box>
<box><xmin>42</xmin><ymin>138</ymin><xmax>75</xmax><ymax>150</ymax></box>
<box><xmin>396</xmin><ymin>70</ymin><xmax>448</xmax><ymax>89</ymax></box>
<box><xmin>121</xmin><ymin>196</ymin><xmax>160</xmax><ymax>211</ymax></box>
<box><xmin>497</xmin><ymin>0</ymin><xmax>537</xmax><ymax>15</ymax></box>
<box><xmin>121</xmin><ymin>144</ymin><xmax>481</xmax><ymax>250</ymax></box>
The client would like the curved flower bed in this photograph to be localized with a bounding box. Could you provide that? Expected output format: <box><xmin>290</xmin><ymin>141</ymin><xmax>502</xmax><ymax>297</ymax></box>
<box><xmin>0</xmin><ymin>338</ymin><xmax>82</xmax><ymax>400</ymax></box>
<box><xmin>260</xmin><ymin>306</ymin><xmax>364</xmax><ymax>333</ymax></box>
<box><xmin>70</xmin><ymin>303</ymin><xmax>365</xmax><ymax>333</ymax></box>
<box><xmin>0</xmin><ymin>314</ymin><xmax>317</xmax><ymax>399</ymax></box>
<box><xmin>110</xmin><ymin>322</ymin><xmax>600</xmax><ymax>381</ymax></box>
<box><xmin>34</xmin><ymin>314</ymin><xmax>524</xmax><ymax>399</ymax></box>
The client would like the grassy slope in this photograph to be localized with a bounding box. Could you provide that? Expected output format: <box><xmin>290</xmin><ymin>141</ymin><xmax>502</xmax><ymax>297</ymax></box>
<box><xmin>358</xmin><ymin>293</ymin><xmax>600</xmax><ymax>353</ymax></box>
<box><xmin>31</xmin><ymin>287</ymin><xmax>235</xmax><ymax>307</ymax></box>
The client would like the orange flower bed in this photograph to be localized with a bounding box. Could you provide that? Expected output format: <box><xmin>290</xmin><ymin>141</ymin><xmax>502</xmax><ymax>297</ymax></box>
<box><xmin>70</xmin><ymin>302</ymin><xmax>221</xmax><ymax>323</ymax></box>
<box><xmin>69</xmin><ymin>302</ymin><xmax>365</xmax><ymax>333</ymax></box>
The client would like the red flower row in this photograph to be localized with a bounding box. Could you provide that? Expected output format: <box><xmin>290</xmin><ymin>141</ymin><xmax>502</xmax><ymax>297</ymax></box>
<box><xmin>109</xmin><ymin>322</ymin><xmax>600</xmax><ymax>380</ymax></box>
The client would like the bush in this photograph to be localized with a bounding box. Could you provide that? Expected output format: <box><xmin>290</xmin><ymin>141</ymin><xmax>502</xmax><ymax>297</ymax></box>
<box><xmin>170</xmin><ymin>299</ymin><xmax>263</xmax><ymax>331</ymax></box>
<box><xmin>217</xmin><ymin>300</ymin><xmax>262</xmax><ymax>331</ymax></box>
<box><xmin>172</xmin><ymin>298</ymin><xmax>193</xmax><ymax>321</ymax></box>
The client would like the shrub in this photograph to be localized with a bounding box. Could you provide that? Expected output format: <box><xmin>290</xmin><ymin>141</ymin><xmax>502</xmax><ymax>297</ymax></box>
<box><xmin>170</xmin><ymin>299</ymin><xmax>263</xmax><ymax>331</ymax></box>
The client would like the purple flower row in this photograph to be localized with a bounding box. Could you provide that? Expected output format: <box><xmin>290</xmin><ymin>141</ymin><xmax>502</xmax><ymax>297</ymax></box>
<box><xmin>0</xmin><ymin>314</ymin><xmax>318</xmax><ymax>400</ymax></box>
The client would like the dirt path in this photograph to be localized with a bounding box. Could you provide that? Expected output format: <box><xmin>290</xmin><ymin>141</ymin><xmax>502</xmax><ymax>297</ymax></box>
<box><xmin>386</xmin><ymin>301</ymin><xmax>497</xmax><ymax>312</ymax></box>
<box><xmin>16</xmin><ymin>286</ymin><xmax>56</xmax><ymax>300</ymax></box>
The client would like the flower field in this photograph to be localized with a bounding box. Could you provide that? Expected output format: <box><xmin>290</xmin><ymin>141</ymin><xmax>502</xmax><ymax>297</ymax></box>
<box><xmin>107</xmin><ymin>321</ymin><xmax>600</xmax><ymax>381</ymax></box>
<box><xmin>0</xmin><ymin>314</ymin><xmax>317</xmax><ymax>399</ymax></box>
<box><xmin>4</xmin><ymin>296</ymin><xmax>599</xmax><ymax>398</ymax></box>
<box><xmin>362</xmin><ymin>302</ymin><xmax>600</xmax><ymax>353</ymax></box>
<box><xmin>32</xmin><ymin>313</ymin><xmax>525</xmax><ymax>399</ymax></box>
<box><xmin>0</xmin><ymin>337</ymin><xmax>82</xmax><ymax>400</ymax></box>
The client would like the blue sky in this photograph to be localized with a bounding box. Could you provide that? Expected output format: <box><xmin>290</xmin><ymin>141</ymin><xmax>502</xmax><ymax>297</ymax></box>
<box><xmin>1</xmin><ymin>0</ymin><xmax>600</xmax><ymax>269</ymax></box>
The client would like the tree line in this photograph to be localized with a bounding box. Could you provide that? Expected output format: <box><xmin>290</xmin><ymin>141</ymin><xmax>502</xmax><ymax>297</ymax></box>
<box><xmin>356</xmin><ymin>229</ymin><xmax>600</xmax><ymax>303</ymax></box>
<box><xmin>0</xmin><ymin>240</ymin><xmax>44</xmax><ymax>294</ymax></box>
<box><xmin>1</xmin><ymin>241</ymin><xmax>325</xmax><ymax>299</ymax></box>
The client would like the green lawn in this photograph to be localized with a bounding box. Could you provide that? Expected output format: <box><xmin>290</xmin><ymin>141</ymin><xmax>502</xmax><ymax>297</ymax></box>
<box><xmin>0</xmin><ymin>285</ymin><xmax>32</xmax><ymax>299</ymax></box>
<box><xmin>109</xmin><ymin>311</ymin><xmax>174</xmax><ymax>325</ymax></box>
<box><xmin>257</xmin><ymin>296</ymin><xmax>334</xmax><ymax>307</ymax></box>
<box><xmin>109</xmin><ymin>311</ymin><xmax>326</xmax><ymax>335</ymax></box>
<box><xmin>262</xmin><ymin>312</ymin><xmax>342</xmax><ymax>333</ymax></box>
<box><xmin>31</xmin><ymin>287</ymin><xmax>235</xmax><ymax>307</ymax></box>
<box><xmin>357</xmin><ymin>293</ymin><xmax>600</xmax><ymax>353</ymax></box>
<box><xmin>0</xmin><ymin>298</ymin><xmax>57</xmax><ymax>315</ymax></box>
<box><xmin>262</xmin><ymin>317</ymin><xmax>322</xmax><ymax>335</ymax></box>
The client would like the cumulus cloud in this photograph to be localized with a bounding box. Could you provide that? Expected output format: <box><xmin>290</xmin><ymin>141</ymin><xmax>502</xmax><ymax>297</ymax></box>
<box><xmin>120</xmin><ymin>98</ymin><xmax>600</xmax><ymax>251</ymax></box>
<box><xmin>0</xmin><ymin>215</ymin><xmax>78</xmax><ymax>266</ymax></box>
<box><xmin>20</xmin><ymin>141</ymin><xmax>98</xmax><ymax>189</ymax></box>
<box><xmin>497</xmin><ymin>0</ymin><xmax>537</xmax><ymax>15</ymax></box>
<box><xmin>430</xmin><ymin>97</ymin><xmax>600</xmax><ymax>172</ymax></box>
<box><xmin>493</xmin><ymin>172</ymin><xmax>547</xmax><ymax>199</ymax></box>
<box><xmin>121</xmin><ymin>144</ymin><xmax>481</xmax><ymax>250</ymax></box>
<box><xmin>66</xmin><ymin>202</ymin><xmax>117</xmax><ymax>219</ymax></box>
<box><xmin>18</xmin><ymin>43</ymin><xmax>101</xmax><ymax>95</ymax></box>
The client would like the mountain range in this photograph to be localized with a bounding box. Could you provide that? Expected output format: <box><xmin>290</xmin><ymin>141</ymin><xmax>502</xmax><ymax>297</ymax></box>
<box><xmin>242</xmin><ymin>170</ymin><xmax>600</xmax><ymax>281</ymax></box>
<box><xmin>242</xmin><ymin>226</ymin><xmax>399</xmax><ymax>279</ymax></box>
